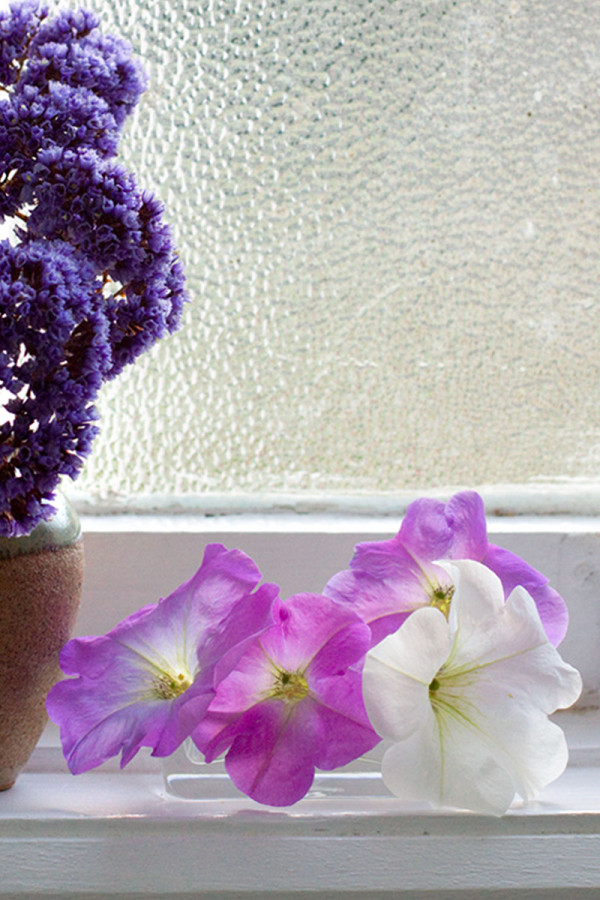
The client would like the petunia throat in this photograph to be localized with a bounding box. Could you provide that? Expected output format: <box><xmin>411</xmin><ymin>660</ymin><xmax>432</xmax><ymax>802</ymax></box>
<box><xmin>269</xmin><ymin>668</ymin><xmax>310</xmax><ymax>704</ymax></box>
<box><xmin>428</xmin><ymin>583</ymin><xmax>455</xmax><ymax>619</ymax></box>
<box><xmin>152</xmin><ymin>670</ymin><xmax>193</xmax><ymax>700</ymax></box>
<box><xmin>427</xmin><ymin>666</ymin><xmax>480</xmax><ymax>729</ymax></box>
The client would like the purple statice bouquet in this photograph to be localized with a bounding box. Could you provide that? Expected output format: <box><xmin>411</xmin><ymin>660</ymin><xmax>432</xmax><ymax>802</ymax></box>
<box><xmin>0</xmin><ymin>0</ymin><xmax>186</xmax><ymax>536</ymax></box>
<box><xmin>47</xmin><ymin>491</ymin><xmax>582</xmax><ymax>815</ymax></box>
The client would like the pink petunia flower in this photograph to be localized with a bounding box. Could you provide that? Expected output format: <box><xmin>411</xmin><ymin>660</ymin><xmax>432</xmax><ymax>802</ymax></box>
<box><xmin>323</xmin><ymin>491</ymin><xmax>568</xmax><ymax>646</ymax></box>
<box><xmin>46</xmin><ymin>543</ymin><xmax>278</xmax><ymax>773</ymax></box>
<box><xmin>193</xmin><ymin>592</ymin><xmax>380</xmax><ymax>806</ymax></box>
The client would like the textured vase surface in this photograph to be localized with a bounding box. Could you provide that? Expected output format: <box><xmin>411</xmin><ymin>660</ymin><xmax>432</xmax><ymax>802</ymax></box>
<box><xmin>0</xmin><ymin>494</ymin><xmax>83</xmax><ymax>790</ymax></box>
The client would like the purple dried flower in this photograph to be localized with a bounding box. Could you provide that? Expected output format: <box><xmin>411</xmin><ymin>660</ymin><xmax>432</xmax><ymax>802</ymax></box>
<box><xmin>0</xmin><ymin>238</ymin><xmax>110</xmax><ymax>536</ymax></box>
<box><xmin>10</xmin><ymin>79</ymin><xmax>121</xmax><ymax>154</ymax></box>
<box><xmin>0</xmin><ymin>1</ymin><xmax>147</xmax><ymax>212</ymax></box>
<box><xmin>26</xmin><ymin>7</ymin><xmax>147</xmax><ymax>126</ymax></box>
<box><xmin>0</xmin><ymin>1</ymin><xmax>187</xmax><ymax>533</ymax></box>
<box><xmin>24</xmin><ymin>147</ymin><xmax>186</xmax><ymax>376</ymax></box>
<box><xmin>0</xmin><ymin>0</ymin><xmax>48</xmax><ymax>87</ymax></box>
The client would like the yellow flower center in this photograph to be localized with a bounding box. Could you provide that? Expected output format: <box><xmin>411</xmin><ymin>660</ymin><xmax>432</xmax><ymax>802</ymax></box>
<box><xmin>428</xmin><ymin>583</ymin><xmax>455</xmax><ymax>619</ymax></box>
<box><xmin>269</xmin><ymin>668</ymin><xmax>310</xmax><ymax>704</ymax></box>
<box><xmin>152</xmin><ymin>670</ymin><xmax>193</xmax><ymax>700</ymax></box>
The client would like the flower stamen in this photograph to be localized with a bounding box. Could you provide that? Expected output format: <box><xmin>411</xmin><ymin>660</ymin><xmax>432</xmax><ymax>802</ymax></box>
<box><xmin>428</xmin><ymin>584</ymin><xmax>455</xmax><ymax>618</ymax></box>
<box><xmin>152</xmin><ymin>670</ymin><xmax>192</xmax><ymax>700</ymax></box>
<box><xmin>269</xmin><ymin>668</ymin><xmax>309</xmax><ymax>704</ymax></box>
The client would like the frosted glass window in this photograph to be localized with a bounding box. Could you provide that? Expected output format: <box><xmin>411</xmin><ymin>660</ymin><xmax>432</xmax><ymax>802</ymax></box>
<box><xmin>46</xmin><ymin>0</ymin><xmax>600</xmax><ymax>507</ymax></box>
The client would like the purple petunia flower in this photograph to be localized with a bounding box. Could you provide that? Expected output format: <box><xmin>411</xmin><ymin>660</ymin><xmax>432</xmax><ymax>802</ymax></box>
<box><xmin>323</xmin><ymin>491</ymin><xmax>568</xmax><ymax>647</ymax></box>
<box><xmin>193</xmin><ymin>592</ymin><xmax>380</xmax><ymax>807</ymax></box>
<box><xmin>46</xmin><ymin>544</ymin><xmax>278</xmax><ymax>773</ymax></box>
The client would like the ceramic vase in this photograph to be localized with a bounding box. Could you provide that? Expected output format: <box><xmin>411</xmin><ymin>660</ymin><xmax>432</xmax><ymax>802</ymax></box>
<box><xmin>0</xmin><ymin>493</ymin><xmax>83</xmax><ymax>790</ymax></box>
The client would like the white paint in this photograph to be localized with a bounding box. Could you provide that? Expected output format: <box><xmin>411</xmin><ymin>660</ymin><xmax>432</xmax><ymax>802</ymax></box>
<box><xmin>2</xmin><ymin>515</ymin><xmax>600</xmax><ymax>897</ymax></box>
<box><xmin>2</xmin><ymin>716</ymin><xmax>600</xmax><ymax>897</ymax></box>
<box><xmin>76</xmin><ymin>514</ymin><xmax>600</xmax><ymax>703</ymax></box>
<box><xmin>68</xmin><ymin>482</ymin><xmax>600</xmax><ymax>517</ymax></box>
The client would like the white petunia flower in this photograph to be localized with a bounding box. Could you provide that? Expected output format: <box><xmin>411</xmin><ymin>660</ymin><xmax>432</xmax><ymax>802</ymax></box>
<box><xmin>362</xmin><ymin>559</ymin><xmax>582</xmax><ymax>816</ymax></box>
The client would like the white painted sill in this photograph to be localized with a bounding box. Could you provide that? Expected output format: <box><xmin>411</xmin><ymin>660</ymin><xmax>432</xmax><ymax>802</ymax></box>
<box><xmin>2</xmin><ymin>513</ymin><xmax>600</xmax><ymax>898</ymax></box>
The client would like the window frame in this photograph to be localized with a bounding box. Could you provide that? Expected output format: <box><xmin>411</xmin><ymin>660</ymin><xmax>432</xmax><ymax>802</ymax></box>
<box><xmin>77</xmin><ymin>510</ymin><xmax>600</xmax><ymax>705</ymax></box>
<box><xmin>3</xmin><ymin>511</ymin><xmax>600</xmax><ymax>899</ymax></box>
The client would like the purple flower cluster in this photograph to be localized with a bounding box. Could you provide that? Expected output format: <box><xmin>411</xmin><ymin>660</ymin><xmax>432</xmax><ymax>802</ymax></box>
<box><xmin>0</xmin><ymin>1</ymin><xmax>147</xmax><ymax>184</ymax></box>
<box><xmin>0</xmin><ymin>0</ymin><xmax>187</xmax><ymax>535</ymax></box>
<box><xmin>0</xmin><ymin>239</ymin><xmax>109</xmax><ymax>533</ymax></box>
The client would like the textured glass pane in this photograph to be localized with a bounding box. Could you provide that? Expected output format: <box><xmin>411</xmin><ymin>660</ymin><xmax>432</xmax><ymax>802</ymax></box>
<box><xmin>43</xmin><ymin>1</ymin><xmax>600</xmax><ymax>504</ymax></box>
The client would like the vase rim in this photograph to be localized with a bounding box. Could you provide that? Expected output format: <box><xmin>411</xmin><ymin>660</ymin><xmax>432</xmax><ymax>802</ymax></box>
<box><xmin>0</xmin><ymin>491</ymin><xmax>81</xmax><ymax>559</ymax></box>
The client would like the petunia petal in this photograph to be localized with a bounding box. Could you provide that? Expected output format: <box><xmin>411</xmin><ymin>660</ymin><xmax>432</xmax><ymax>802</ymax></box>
<box><xmin>455</xmin><ymin>689</ymin><xmax>571</xmax><ymax>803</ymax></box>
<box><xmin>363</xmin><ymin>606</ymin><xmax>452</xmax><ymax>742</ymax></box>
<box><xmin>46</xmin><ymin>672</ymin><xmax>157</xmax><ymax>773</ymax></box>
<box><xmin>207</xmin><ymin>641</ymin><xmax>275</xmax><ymax>717</ymax></box>
<box><xmin>399</xmin><ymin>491</ymin><xmax>488</xmax><ymax>561</ymax></box>
<box><xmin>439</xmin><ymin>563</ymin><xmax>581</xmax><ymax>714</ymax></box>
<box><xmin>450</xmin><ymin>593</ymin><xmax>582</xmax><ymax>718</ymax></box>
<box><xmin>309</xmin><ymin>669</ymin><xmax>380</xmax><ymax>768</ymax></box>
<box><xmin>379</xmin><ymin>712</ymin><xmax>442</xmax><ymax>806</ymax></box>
<box><xmin>432</xmin><ymin>706</ymin><xmax>519</xmax><ymax>815</ymax></box>
<box><xmin>323</xmin><ymin>566</ymin><xmax>421</xmax><ymax>645</ymax></box>
<box><xmin>223</xmin><ymin>700</ymin><xmax>319</xmax><ymax>806</ymax></box>
<box><xmin>380</xmin><ymin>699</ymin><xmax>519</xmax><ymax>816</ymax></box>
<box><xmin>258</xmin><ymin>592</ymin><xmax>369</xmax><ymax>673</ymax></box>
<box><xmin>155</xmin><ymin>543</ymin><xmax>275</xmax><ymax>674</ymax></box>
<box><xmin>206</xmin><ymin>581</ymin><xmax>278</xmax><ymax>686</ymax></box>
<box><xmin>46</xmin><ymin>664</ymin><xmax>214</xmax><ymax>772</ymax></box>
<box><xmin>482</xmin><ymin>543</ymin><xmax>568</xmax><ymax>645</ymax></box>
<box><xmin>438</xmin><ymin>558</ymin><xmax>506</xmax><ymax>636</ymax></box>
<box><xmin>305</xmin><ymin>621</ymin><xmax>372</xmax><ymax>682</ymax></box>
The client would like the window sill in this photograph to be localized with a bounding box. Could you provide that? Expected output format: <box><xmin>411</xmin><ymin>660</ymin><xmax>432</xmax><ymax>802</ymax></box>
<box><xmin>77</xmin><ymin>512</ymin><xmax>600</xmax><ymax>705</ymax></box>
<box><xmin>3</xmin><ymin>513</ymin><xmax>600</xmax><ymax>898</ymax></box>
<box><xmin>0</xmin><ymin>711</ymin><xmax>599</xmax><ymax>898</ymax></box>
